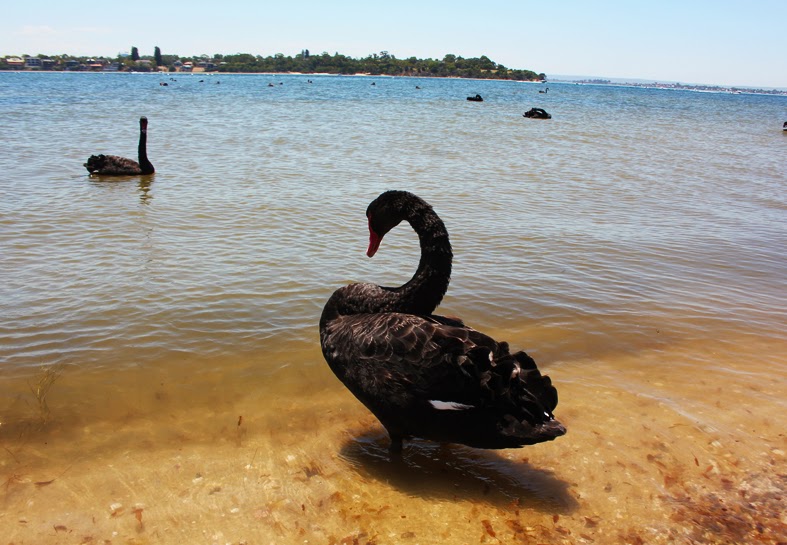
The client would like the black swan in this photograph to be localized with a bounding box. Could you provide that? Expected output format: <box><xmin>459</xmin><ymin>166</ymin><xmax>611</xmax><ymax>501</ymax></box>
<box><xmin>319</xmin><ymin>190</ymin><xmax>565</xmax><ymax>453</ymax></box>
<box><xmin>467</xmin><ymin>94</ymin><xmax>483</xmax><ymax>102</ymax></box>
<box><xmin>523</xmin><ymin>107</ymin><xmax>552</xmax><ymax>119</ymax></box>
<box><xmin>84</xmin><ymin>117</ymin><xmax>155</xmax><ymax>175</ymax></box>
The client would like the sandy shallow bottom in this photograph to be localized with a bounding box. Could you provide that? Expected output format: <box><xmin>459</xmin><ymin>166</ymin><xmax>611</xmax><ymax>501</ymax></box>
<box><xmin>1</xmin><ymin>335</ymin><xmax>786</xmax><ymax>545</ymax></box>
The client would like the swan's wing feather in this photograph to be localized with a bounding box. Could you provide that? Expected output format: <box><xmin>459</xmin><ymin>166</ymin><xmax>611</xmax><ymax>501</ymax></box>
<box><xmin>84</xmin><ymin>154</ymin><xmax>142</xmax><ymax>175</ymax></box>
<box><xmin>321</xmin><ymin>312</ymin><xmax>558</xmax><ymax>420</ymax></box>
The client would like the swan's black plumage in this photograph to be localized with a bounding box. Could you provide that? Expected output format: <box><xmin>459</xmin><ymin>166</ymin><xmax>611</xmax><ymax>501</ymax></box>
<box><xmin>320</xmin><ymin>190</ymin><xmax>565</xmax><ymax>453</ymax></box>
<box><xmin>84</xmin><ymin>117</ymin><xmax>155</xmax><ymax>175</ymax></box>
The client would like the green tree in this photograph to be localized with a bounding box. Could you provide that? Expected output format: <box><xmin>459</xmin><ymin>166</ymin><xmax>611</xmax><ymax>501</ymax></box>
<box><xmin>131</xmin><ymin>46</ymin><xmax>139</xmax><ymax>61</ymax></box>
<box><xmin>154</xmin><ymin>46</ymin><xmax>162</xmax><ymax>66</ymax></box>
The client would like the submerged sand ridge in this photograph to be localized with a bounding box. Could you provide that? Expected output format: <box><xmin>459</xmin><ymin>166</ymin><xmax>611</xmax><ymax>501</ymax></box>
<box><xmin>1</xmin><ymin>334</ymin><xmax>785</xmax><ymax>544</ymax></box>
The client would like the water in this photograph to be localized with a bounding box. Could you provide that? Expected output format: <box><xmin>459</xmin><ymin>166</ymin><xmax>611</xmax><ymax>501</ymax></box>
<box><xmin>1</xmin><ymin>72</ymin><xmax>785</xmax><ymax>544</ymax></box>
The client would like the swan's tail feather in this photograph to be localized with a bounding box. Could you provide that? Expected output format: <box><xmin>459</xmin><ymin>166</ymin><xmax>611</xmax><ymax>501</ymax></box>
<box><xmin>84</xmin><ymin>154</ymin><xmax>106</xmax><ymax>173</ymax></box>
<box><xmin>486</xmin><ymin>347</ymin><xmax>565</xmax><ymax>444</ymax></box>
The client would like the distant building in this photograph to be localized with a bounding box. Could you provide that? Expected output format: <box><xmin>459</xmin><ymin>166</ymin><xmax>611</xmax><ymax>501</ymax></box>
<box><xmin>24</xmin><ymin>57</ymin><xmax>42</xmax><ymax>68</ymax></box>
<box><xmin>5</xmin><ymin>57</ymin><xmax>24</xmax><ymax>68</ymax></box>
<box><xmin>86</xmin><ymin>58</ymin><xmax>107</xmax><ymax>71</ymax></box>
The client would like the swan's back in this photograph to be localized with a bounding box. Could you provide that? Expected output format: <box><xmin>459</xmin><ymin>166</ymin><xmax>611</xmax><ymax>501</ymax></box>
<box><xmin>84</xmin><ymin>154</ymin><xmax>143</xmax><ymax>175</ymax></box>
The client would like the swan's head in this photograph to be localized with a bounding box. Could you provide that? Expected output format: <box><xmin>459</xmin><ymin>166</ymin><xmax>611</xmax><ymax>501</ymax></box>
<box><xmin>139</xmin><ymin>117</ymin><xmax>148</xmax><ymax>132</ymax></box>
<box><xmin>365</xmin><ymin>190</ymin><xmax>415</xmax><ymax>257</ymax></box>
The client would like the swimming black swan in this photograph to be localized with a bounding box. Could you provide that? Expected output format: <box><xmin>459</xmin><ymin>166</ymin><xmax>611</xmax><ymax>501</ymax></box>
<box><xmin>84</xmin><ymin>117</ymin><xmax>155</xmax><ymax>175</ymax></box>
<box><xmin>523</xmin><ymin>108</ymin><xmax>552</xmax><ymax>119</ymax></box>
<box><xmin>467</xmin><ymin>94</ymin><xmax>484</xmax><ymax>102</ymax></box>
<box><xmin>319</xmin><ymin>190</ymin><xmax>565</xmax><ymax>453</ymax></box>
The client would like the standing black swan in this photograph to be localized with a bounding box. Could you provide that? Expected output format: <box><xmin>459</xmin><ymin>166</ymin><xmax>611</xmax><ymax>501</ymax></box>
<box><xmin>320</xmin><ymin>190</ymin><xmax>565</xmax><ymax>453</ymax></box>
<box><xmin>84</xmin><ymin>117</ymin><xmax>155</xmax><ymax>175</ymax></box>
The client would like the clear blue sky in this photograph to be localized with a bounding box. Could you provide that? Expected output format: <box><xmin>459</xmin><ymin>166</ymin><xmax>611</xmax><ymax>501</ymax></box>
<box><xmin>2</xmin><ymin>0</ymin><xmax>785</xmax><ymax>88</ymax></box>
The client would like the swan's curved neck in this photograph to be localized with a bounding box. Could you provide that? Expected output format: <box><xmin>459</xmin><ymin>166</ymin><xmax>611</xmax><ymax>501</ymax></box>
<box><xmin>138</xmin><ymin>126</ymin><xmax>154</xmax><ymax>174</ymax></box>
<box><xmin>320</xmin><ymin>195</ymin><xmax>452</xmax><ymax>328</ymax></box>
<box><xmin>393</xmin><ymin>200</ymin><xmax>452</xmax><ymax>315</ymax></box>
<box><xmin>320</xmin><ymin>196</ymin><xmax>453</xmax><ymax>332</ymax></box>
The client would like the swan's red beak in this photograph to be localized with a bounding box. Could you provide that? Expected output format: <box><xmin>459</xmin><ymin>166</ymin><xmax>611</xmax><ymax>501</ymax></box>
<box><xmin>367</xmin><ymin>217</ymin><xmax>382</xmax><ymax>257</ymax></box>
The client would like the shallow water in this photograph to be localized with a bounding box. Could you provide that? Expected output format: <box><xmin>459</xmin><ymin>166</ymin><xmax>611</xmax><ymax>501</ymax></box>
<box><xmin>1</xmin><ymin>72</ymin><xmax>786</xmax><ymax>544</ymax></box>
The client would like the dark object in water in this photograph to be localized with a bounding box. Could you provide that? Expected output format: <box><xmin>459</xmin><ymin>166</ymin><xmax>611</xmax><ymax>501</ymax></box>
<box><xmin>319</xmin><ymin>190</ymin><xmax>565</xmax><ymax>454</ymax></box>
<box><xmin>84</xmin><ymin>117</ymin><xmax>155</xmax><ymax>176</ymax></box>
<box><xmin>467</xmin><ymin>94</ymin><xmax>484</xmax><ymax>102</ymax></box>
<box><xmin>523</xmin><ymin>108</ymin><xmax>552</xmax><ymax>119</ymax></box>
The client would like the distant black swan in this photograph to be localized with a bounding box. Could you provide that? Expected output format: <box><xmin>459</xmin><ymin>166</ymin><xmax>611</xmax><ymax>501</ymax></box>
<box><xmin>319</xmin><ymin>190</ymin><xmax>565</xmax><ymax>453</ymax></box>
<box><xmin>84</xmin><ymin>117</ymin><xmax>155</xmax><ymax>175</ymax></box>
<box><xmin>467</xmin><ymin>94</ymin><xmax>484</xmax><ymax>102</ymax></box>
<box><xmin>523</xmin><ymin>108</ymin><xmax>552</xmax><ymax>119</ymax></box>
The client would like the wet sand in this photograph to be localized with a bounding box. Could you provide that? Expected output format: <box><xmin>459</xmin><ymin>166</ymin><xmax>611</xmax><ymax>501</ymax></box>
<box><xmin>2</xmin><ymin>332</ymin><xmax>785</xmax><ymax>544</ymax></box>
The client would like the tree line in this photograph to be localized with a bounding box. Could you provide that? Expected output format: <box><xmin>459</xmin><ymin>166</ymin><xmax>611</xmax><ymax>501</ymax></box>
<box><xmin>1</xmin><ymin>48</ymin><xmax>545</xmax><ymax>81</ymax></box>
<box><xmin>214</xmin><ymin>51</ymin><xmax>544</xmax><ymax>80</ymax></box>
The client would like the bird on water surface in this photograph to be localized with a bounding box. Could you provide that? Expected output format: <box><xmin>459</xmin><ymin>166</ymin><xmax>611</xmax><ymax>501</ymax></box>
<box><xmin>319</xmin><ymin>190</ymin><xmax>565</xmax><ymax>454</ymax></box>
<box><xmin>84</xmin><ymin>117</ymin><xmax>155</xmax><ymax>176</ymax></box>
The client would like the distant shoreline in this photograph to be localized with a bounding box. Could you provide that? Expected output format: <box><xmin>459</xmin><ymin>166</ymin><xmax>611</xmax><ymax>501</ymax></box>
<box><xmin>552</xmin><ymin>78</ymin><xmax>787</xmax><ymax>96</ymax></box>
<box><xmin>5</xmin><ymin>70</ymin><xmax>785</xmax><ymax>96</ymax></box>
<box><xmin>0</xmin><ymin>70</ymin><xmax>549</xmax><ymax>85</ymax></box>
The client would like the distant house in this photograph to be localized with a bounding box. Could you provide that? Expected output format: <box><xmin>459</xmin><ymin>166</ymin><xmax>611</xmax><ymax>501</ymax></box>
<box><xmin>65</xmin><ymin>60</ymin><xmax>81</xmax><ymax>70</ymax></box>
<box><xmin>24</xmin><ymin>57</ymin><xmax>42</xmax><ymax>68</ymax></box>
<box><xmin>5</xmin><ymin>57</ymin><xmax>24</xmax><ymax>68</ymax></box>
<box><xmin>180</xmin><ymin>62</ymin><xmax>193</xmax><ymax>72</ymax></box>
<box><xmin>86</xmin><ymin>58</ymin><xmax>107</xmax><ymax>71</ymax></box>
<box><xmin>42</xmin><ymin>58</ymin><xmax>55</xmax><ymax>69</ymax></box>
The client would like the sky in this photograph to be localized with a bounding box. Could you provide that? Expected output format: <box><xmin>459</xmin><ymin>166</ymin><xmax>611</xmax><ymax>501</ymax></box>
<box><xmin>2</xmin><ymin>0</ymin><xmax>786</xmax><ymax>89</ymax></box>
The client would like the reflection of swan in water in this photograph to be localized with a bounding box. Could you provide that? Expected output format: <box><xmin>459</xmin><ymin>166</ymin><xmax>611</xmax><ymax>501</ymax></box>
<box><xmin>339</xmin><ymin>431</ymin><xmax>577</xmax><ymax>512</ymax></box>
<box><xmin>84</xmin><ymin>117</ymin><xmax>155</xmax><ymax>175</ymax></box>
<box><xmin>467</xmin><ymin>94</ymin><xmax>483</xmax><ymax>102</ymax></box>
<box><xmin>138</xmin><ymin>178</ymin><xmax>153</xmax><ymax>205</ymax></box>
<box><xmin>523</xmin><ymin>108</ymin><xmax>552</xmax><ymax>119</ymax></box>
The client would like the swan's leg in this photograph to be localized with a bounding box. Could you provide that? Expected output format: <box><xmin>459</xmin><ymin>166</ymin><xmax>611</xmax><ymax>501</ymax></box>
<box><xmin>389</xmin><ymin>435</ymin><xmax>403</xmax><ymax>455</ymax></box>
<box><xmin>383</xmin><ymin>424</ymin><xmax>404</xmax><ymax>454</ymax></box>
